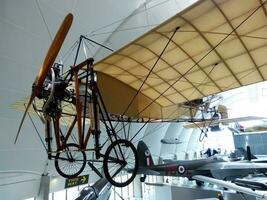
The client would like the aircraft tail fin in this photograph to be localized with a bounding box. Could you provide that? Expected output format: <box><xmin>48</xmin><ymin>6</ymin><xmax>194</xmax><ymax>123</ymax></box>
<box><xmin>218</xmin><ymin>104</ymin><xmax>228</xmax><ymax>125</ymax></box>
<box><xmin>246</xmin><ymin>146</ymin><xmax>252</xmax><ymax>161</ymax></box>
<box><xmin>137</xmin><ymin>141</ymin><xmax>154</xmax><ymax>167</ymax></box>
<box><xmin>237</xmin><ymin>146</ymin><xmax>257</xmax><ymax>160</ymax></box>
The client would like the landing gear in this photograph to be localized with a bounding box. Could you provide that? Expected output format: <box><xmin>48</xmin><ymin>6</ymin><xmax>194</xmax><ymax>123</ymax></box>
<box><xmin>103</xmin><ymin>139</ymin><xmax>138</xmax><ymax>187</ymax></box>
<box><xmin>196</xmin><ymin>180</ymin><xmax>204</xmax><ymax>186</ymax></box>
<box><xmin>140</xmin><ymin>175</ymin><xmax>147</xmax><ymax>182</ymax></box>
<box><xmin>54</xmin><ymin>143</ymin><xmax>86</xmax><ymax>178</ymax></box>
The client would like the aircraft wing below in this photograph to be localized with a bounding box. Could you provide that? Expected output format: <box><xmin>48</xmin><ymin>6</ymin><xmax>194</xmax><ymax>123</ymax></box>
<box><xmin>234</xmin><ymin>176</ymin><xmax>267</xmax><ymax>191</ymax></box>
<box><xmin>92</xmin><ymin>0</ymin><xmax>267</xmax><ymax>120</ymax></box>
<box><xmin>193</xmin><ymin>175</ymin><xmax>267</xmax><ymax>199</ymax></box>
<box><xmin>138</xmin><ymin>167</ymin><xmax>161</xmax><ymax>176</ymax></box>
<box><xmin>184</xmin><ymin>116</ymin><xmax>266</xmax><ymax>129</ymax></box>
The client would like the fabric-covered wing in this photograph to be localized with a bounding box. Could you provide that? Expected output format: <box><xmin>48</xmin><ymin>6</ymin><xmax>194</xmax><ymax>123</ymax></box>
<box><xmin>94</xmin><ymin>0</ymin><xmax>267</xmax><ymax>120</ymax></box>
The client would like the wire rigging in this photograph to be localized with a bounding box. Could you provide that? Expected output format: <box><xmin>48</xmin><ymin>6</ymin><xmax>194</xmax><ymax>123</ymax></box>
<box><xmin>35</xmin><ymin>0</ymin><xmax>63</xmax><ymax>62</ymax></box>
<box><xmin>128</xmin><ymin>0</ymin><xmax>266</xmax><ymax>122</ymax></box>
<box><xmin>187</xmin><ymin>63</ymin><xmax>218</xmax><ymax>104</ymax></box>
<box><xmin>35</xmin><ymin>0</ymin><xmax>53</xmax><ymax>41</ymax></box>
<box><xmin>89</xmin><ymin>24</ymin><xmax>158</xmax><ymax>37</ymax></box>
<box><xmin>26</xmin><ymin>106</ymin><xmax>47</xmax><ymax>152</ymax></box>
<box><xmin>120</xmin><ymin>26</ymin><xmax>180</xmax><ymax>118</ymax></box>
<box><xmin>119</xmin><ymin>0</ymin><xmax>267</xmax><ymax>142</ymax></box>
<box><xmin>60</xmin><ymin>0</ymin><xmax>171</xmax><ymax>65</ymax></box>
<box><xmin>85</xmin><ymin>0</ymin><xmax>171</xmax><ymax>36</ymax></box>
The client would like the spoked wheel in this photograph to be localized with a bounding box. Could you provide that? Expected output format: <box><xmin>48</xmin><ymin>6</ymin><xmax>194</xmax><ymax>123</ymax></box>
<box><xmin>103</xmin><ymin>139</ymin><xmax>138</xmax><ymax>187</ymax></box>
<box><xmin>55</xmin><ymin>143</ymin><xmax>86</xmax><ymax>178</ymax></box>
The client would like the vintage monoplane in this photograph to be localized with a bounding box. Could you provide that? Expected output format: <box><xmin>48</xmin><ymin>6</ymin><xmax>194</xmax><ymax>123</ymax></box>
<box><xmin>15</xmin><ymin>14</ymin><xmax>138</xmax><ymax>188</ymax></box>
<box><xmin>14</xmin><ymin>0</ymin><xmax>267</xmax><ymax>187</ymax></box>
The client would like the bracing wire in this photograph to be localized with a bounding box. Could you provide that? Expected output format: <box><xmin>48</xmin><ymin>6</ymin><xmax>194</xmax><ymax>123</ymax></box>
<box><xmin>128</xmin><ymin>0</ymin><xmax>266</xmax><ymax>123</ymax></box>
<box><xmin>60</xmin><ymin>0</ymin><xmax>171</xmax><ymax>65</ymax></box>
<box><xmin>35</xmin><ymin>0</ymin><xmax>63</xmax><ymax>62</ymax></box>
<box><xmin>35</xmin><ymin>0</ymin><xmax>52</xmax><ymax>41</ymax></box>
<box><xmin>85</xmin><ymin>0</ymin><xmax>171</xmax><ymax>36</ymax></box>
<box><xmin>25</xmin><ymin>105</ymin><xmax>47</xmax><ymax>151</ymax></box>
<box><xmin>120</xmin><ymin>26</ymin><xmax>180</xmax><ymax>118</ymax></box>
<box><xmin>115</xmin><ymin>0</ymin><xmax>266</xmax><ymax>142</ymax></box>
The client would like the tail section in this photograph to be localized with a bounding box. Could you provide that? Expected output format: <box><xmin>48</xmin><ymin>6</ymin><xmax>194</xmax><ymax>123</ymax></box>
<box><xmin>137</xmin><ymin>141</ymin><xmax>154</xmax><ymax>167</ymax></box>
<box><xmin>237</xmin><ymin>146</ymin><xmax>257</xmax><ymax>160</ymax></box>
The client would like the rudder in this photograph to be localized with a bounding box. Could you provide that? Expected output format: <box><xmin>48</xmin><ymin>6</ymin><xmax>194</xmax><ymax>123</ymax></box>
<box><xmin>137</xmin><ymin>141</ymin><xmax>154</xmax><ymax>167</ymax></box>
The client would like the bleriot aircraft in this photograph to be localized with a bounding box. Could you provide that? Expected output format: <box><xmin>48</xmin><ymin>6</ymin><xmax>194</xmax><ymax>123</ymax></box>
<box><xmin>14</xmin><ymin>0</ymin><xmax>267</xmax><ymax>187</ymax></box>
<box><xmin>136</xmin><ymin>141</ymin><xmax>267</xmax><ymax>185</ymax></box>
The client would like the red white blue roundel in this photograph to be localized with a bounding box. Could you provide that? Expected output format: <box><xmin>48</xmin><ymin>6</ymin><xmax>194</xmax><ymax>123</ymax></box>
<box><xmin>145</xmin><ymin>150</ymin><xmax>152</xmax><ymax>166</ymax></box>
<box><xmin>177</xmin><ymin>165</ymin><xmax>186</xmax><ymax>174</ymax></box>
<box><xmin>145</xmin><ymin>150</ymin><xmax>150</xmax><ymax>156</ymax></box>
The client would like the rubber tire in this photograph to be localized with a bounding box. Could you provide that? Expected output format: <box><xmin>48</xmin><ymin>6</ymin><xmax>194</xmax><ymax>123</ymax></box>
<box><xmin>55</xmin><ymin>143</ymin><xmax>86</xmax><ymax>179</ymax></box>
<box><xmin>103</xmin><ymin>139</ymin><xmax>138</xmax><ymax>187</ymax></box>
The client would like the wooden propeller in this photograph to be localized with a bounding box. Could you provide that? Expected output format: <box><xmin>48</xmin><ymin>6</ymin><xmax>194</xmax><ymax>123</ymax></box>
<box><xmin>15</xmin><ymin>13</ymin><xmax>73</xmax><ymax>144</ymax></box>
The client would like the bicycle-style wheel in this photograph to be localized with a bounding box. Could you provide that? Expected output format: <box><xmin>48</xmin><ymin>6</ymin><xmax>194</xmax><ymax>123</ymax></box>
<box><xmin>103</xmin><ymin>139</ymin><xmax>138</xmax><ymax>187</ymax></box>
<box><xmin>55</xmin><ymin>143</ymin><xmax>86</xmax><ymax>178</ymax></box>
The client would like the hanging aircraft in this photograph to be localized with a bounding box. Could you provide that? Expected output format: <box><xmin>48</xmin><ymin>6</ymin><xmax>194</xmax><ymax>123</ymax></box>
<box><xmin>183</xmin><ymin>106</ymin><xmax>266</xmax><ymax>131</ymax></box>
<box><xmin>160</xmin><ymin>138</ymin><xmax>183</xmax><ymax>144</ymax></box>
<box><xmin>136</xmin><ymin>141</ymin><xmax>267</xmax><ymax>186</ymax></box>
<box><xmin>228</xmin><ymin>120</ymin><xmax>267</xmax><ymax>133</ymax></box>
<box><xmin>170</xmin><ymin>98</ymin><xmax>266</xmax><ymax>132</ymax></box>
<box><xmin>183</xmin><ymin>103</ymin><xmax>227</xmax><ymax>131</ymax></box>
<box><xmin>13</xmin><ymin>0</ymin><xmax>267</xmax><ymax>187</ymax></box>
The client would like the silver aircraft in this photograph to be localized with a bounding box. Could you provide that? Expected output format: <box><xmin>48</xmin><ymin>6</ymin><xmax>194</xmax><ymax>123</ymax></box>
<box><xmin>75</xmin><ymin>178</ymin><xmax>111</xmax><ymax>200</ymax></box>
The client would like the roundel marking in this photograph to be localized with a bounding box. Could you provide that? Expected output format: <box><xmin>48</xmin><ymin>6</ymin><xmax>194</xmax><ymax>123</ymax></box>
<box><xmin>145</xmin><ymin>150</ymin><xmax>150</xmax><ymax>157</ymax></box>
<box><xmin>177</xmin><ymin>165</ymin><xmax>186</xmax><ymax>174</ymax></box>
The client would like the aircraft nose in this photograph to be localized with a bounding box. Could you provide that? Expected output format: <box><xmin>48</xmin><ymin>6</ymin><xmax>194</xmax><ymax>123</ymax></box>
<box><xmin>77</xmin><ymin>186</ymin><xmax>97</xmax><ymax>200</ymax></box>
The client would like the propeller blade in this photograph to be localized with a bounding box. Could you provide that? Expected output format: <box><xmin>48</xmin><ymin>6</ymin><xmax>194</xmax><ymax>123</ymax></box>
<box><xmin>15</xmin><ymin>95</ymin><xmax>35</xmax><ymax>144</ymax></box>
<box><xmin>33</xmin><ymin>13</ymin><xmax>73</xmax><ymax>97</ymax></box>
<box><xmin>15</xmin><ymin>13</ymin><xmax>73</xmax><ymax>144</ymax></box>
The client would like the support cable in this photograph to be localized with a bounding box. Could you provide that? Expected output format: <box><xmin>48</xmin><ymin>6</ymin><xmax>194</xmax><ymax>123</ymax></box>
<box><xmin>130</xmin><ymin>1</ymin><xmax>265</xmax><ymax>120</ymax></box>
<box><xmin>26</xmin><ymin>107</ymin><xmax>48</xmax><ymax>151</ymax></box>
<box><xmin>120</xmin><ymin>26</ymin><xmax>180</xmax><ymax>118</ymax></box>
<box><xmin>125</xmin><ymin>1</ymin><xmax>265</xmax><ymax>141</ymax></box>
